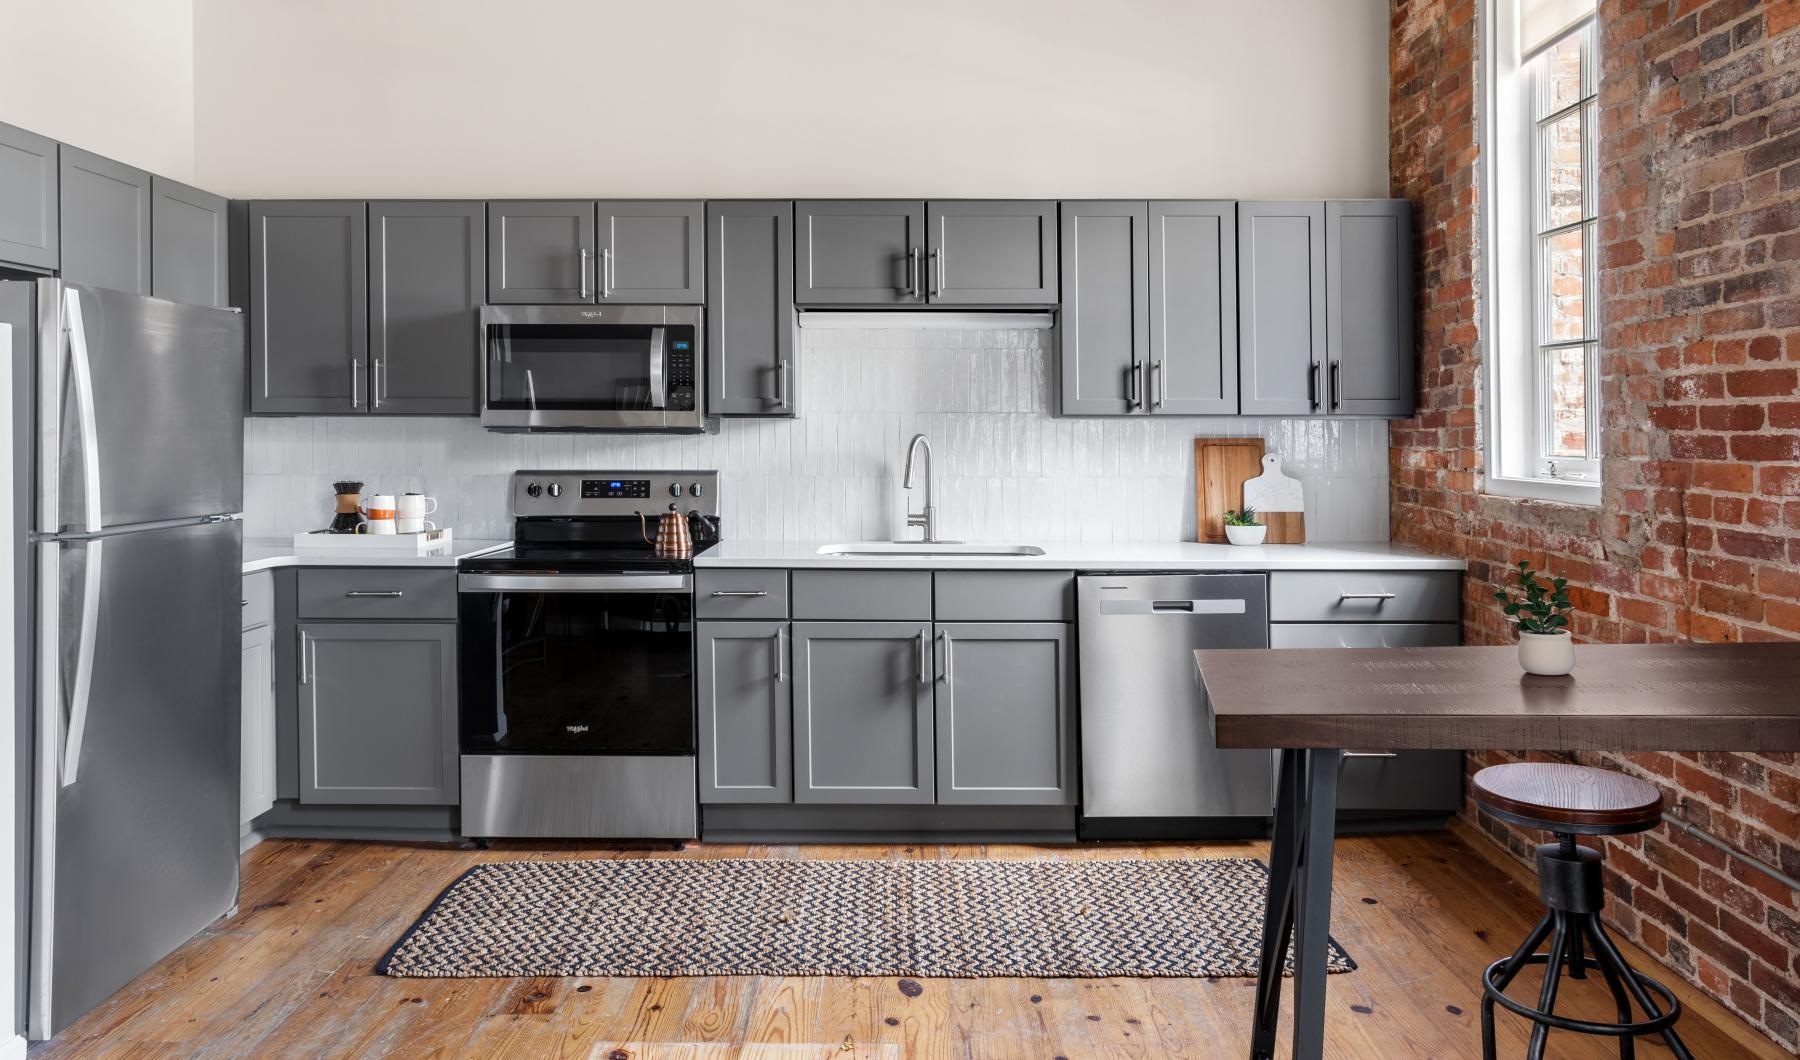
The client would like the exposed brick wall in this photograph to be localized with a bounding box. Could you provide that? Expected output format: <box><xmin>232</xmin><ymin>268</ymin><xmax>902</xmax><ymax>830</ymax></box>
<box><xmin>1390</xmin><ymin>0</ymin><xmax>1800</xmax><ymax>1048</ymax></box>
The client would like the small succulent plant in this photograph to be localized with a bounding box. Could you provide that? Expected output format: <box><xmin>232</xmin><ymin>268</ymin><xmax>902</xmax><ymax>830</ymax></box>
<box><xmin>1223</xmin><ymin>507</ymin><xmax>1259</xmax><ymax>527</ymax></box>
<box><xmin>1495</xmin><ymin>560</ymin><xmax>1572</xmax><ymax>635</ymax></box>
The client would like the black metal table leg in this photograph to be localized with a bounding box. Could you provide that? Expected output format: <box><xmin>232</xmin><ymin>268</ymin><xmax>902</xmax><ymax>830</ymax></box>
<box><xmin>1289</xmin><ymin>749</ymin><xmax>1342</xmax><ymax>1060</ymax></box>
<box><xmin>1250</xmin><ymin>749</ymin><xmax>1306</xmax><ymax>1060</ymax></box>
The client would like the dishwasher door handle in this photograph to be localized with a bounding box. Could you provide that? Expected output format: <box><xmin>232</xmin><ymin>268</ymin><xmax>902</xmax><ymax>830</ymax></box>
<box><xmin>1098</xmin><ymin>598</ymin><xmax>1248</xmax><ymax>616</ymax></box>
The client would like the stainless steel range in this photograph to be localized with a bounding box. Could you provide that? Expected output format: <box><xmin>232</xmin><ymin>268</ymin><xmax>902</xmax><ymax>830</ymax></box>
<box><xmin>456</xmin><ymin>470</ymin><xmax>719</xmax><ymax>839</ymax></box>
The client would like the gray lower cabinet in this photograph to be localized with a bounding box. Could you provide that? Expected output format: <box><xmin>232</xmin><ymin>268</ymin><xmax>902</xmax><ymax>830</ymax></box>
<box><xmin>926</xmin><ymin>201</ymin><xmax>1057</xmax><ymax>305</ymax></box>
<box><xmin>0</xmin><ymin>120</ymin><xmax>58</xmax><ymax>270</ymax></box>
<box><xmin>58</xmin><ymin>146</ymin><xmax>151</xmax><ymax>295</ymax></box>
<box><xmin>791</xmin><ymin>620</ymin><xmax>934</xmax><ymax>804</ymax></box>
<box><xmin>487</xmin><ymin>200</ymin><xmax>595</xmax><ymax>303</ymax></box>
<box><xmin>1148</xmin><ymin>201</ymin><xmax>1238</xmax><ymax>415</ymax></box>
<box><xmin>151</xmin><ymin>176</ymin><xmax>229</xmax><ymax>307</ymax></box>
<box><xmin>249</xmin><ymin>201</ymin><xmax>368</xmax><ymax>414</ymax></box>
<box><xmin>934</xmin><ymin>623</ymin><xmax>1074</xmax><ymax>806</ymax></box>
<box><xmin>706</xmin><ymin>201</ymin><xmax>796</xmax><ymax>416</ymax></box>
<box><xmin>368</xmin><ymin>201</ymin><xmax>484</xmax><ymax>414</ymax></box>
<box><xmin>599</xmin><ymin>201</ymin><xmax>703</xmax><ymax>304</ymax></box>
<box><xmin>1238</xmin><ymin>201</ymin><xmax>1327</xmax><ymax>416</ymax></box>
<box><xmin>1058</xmin><ymin>201</ymin><xmax>1146</xmax><ymax>415</ymax></box>
<box><xmin>796</xmin><ymin>200</ymin><xmax>924</xmax><ymax>306</ymax></box>
<box><xmin>1326</xmin><ymin>200</ymin><xmax>1416</xmax><ymax>417</ymax></box>
<box><xmin>296</xmin><ymin>621</ymin><xmax>458</xmax><ymax>805</ymax></box>
<box><xmin>697</xmin><ymin>621</ymin><xmax>792</xmax><ymax>803</ymax></box>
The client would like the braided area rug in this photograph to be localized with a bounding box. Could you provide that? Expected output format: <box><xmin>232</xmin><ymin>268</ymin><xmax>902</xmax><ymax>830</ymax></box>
<box><xmin>379</xmin><ymin>857</ymin><xmax>1355</xmax><ymax>979</ymax></box>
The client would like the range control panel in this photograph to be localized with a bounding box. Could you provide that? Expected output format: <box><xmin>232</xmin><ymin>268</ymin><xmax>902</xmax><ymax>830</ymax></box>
<box><xmin>513</xmin><ymin>470</ymin><xmax>719</xmax><ymax>517</ymax></box>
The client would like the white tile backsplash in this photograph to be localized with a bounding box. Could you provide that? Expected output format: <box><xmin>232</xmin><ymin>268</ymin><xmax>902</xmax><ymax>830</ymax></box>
<box><xmin>243</xmin><ymin>327</ymin><xmax>1390</xmax><ymax>543</ymax></box>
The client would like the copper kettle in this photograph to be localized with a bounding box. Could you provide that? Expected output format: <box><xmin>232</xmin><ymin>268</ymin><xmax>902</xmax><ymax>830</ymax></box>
<box><xmin>638</xmin><ymin>508</ymin><xmax>693</xmax><ymax>558</ymax></box>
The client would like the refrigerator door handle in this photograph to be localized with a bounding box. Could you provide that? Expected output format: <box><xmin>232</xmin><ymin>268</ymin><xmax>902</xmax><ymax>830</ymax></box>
<box><xmin>60</xmin><ymin>538</ymin><xmax>103</xmax><ymax>786</ymax></box>
<box><xmin>64</xmin><ymin>287</ymin><xmax>104</xmax><ymax>534</ymax></box>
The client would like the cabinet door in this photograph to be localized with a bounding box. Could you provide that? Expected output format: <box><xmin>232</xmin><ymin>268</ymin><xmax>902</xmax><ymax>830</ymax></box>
<box><xmin>1238</xmin><ymin>201</ymin><xmax>1326</xmax><ymax>416</ymax></box>
<box><xmin>151</xmin><ymin>176</ymin><xmax>229</xmax><ymax>307</ymax></box>
<box><xmin>240</xmin><ymin>622</ymin><xmax>277</xmax><ymax>826</ymax></box>
<box><xmin>59</xmin><ymin>146</ymin><xmax>151</xmax><ymax>294</ymax></box>
<box><xmin>296</xmin><ymin>622</ymin><xmax>458</xmax><ymax>805</ymax></box>
<box><xmin>707</xmin><ymin>201</ymin><xmax>796</xmax><ymax>416</ymax></box>
<box><xmin>1149</xmin><ymin>201</ymin><xmax>1238</xmax><ymax>415</ymax></box>
<box><xmin>935</xmin><ymin>623</ymin><xmax>1074</xmax><ymax>806</ymax></box>
<box><xmin>249</xmin><ymin>201</ymin><xmax>368</xmax><ymax>414</ymax></box>
<box><xmin>791</xmin><ymin>621</ymin><xmax>933</xmax><ymax>804</ymax></box>
<box><xmin>598</xmin><ymin>201</ymin><xmax>703</xmax><ymax>304</ymax></box>
<box><xmin>0</xmin><ymin>121</ymin><xmax>59</xmax><ymax>270</ymax></box>
<box><xmin>1327</xmin><ymin>200</ymin><xmax>1416</xmax><ymax>417</ymax></box>
<box><xmin>487</xmin><ymin>200</ymin><xmax>595</xmax><ymax>304</ymax></box>
<box><xmin>369</xmin><ymin>201</ymin><xmax>484</xmax><ymax>414</ymax></box>
<box><xmin>926</xmin><ymin>201</ymin><xmax>1057</xmax><ymax>305</ymax></box>
<box><xmin>1057</xmin><ymin>201</ymin><xmax>1146</xmax><ymax>415</ymax></box>
<box><xmin>697</xmin><ymin>621</ymin><xmax>792</xmax><ymax>803</ymax></box>
<box><xmin>796</xmin><ymin>200</ymin><xmax>924</xmax><ymax>305</ymax></box>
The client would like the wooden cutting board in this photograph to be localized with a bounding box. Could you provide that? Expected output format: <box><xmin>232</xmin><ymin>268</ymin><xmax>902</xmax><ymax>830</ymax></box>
<box><xmin>1194</xmin><ymin>437</ymin><xmax>1266</xmax><ymax>543</ymax></box>
<box><xmin>1241</xmin><ymin>453</ymin><xmax>1307</xmax><ymax>545</ymax></box>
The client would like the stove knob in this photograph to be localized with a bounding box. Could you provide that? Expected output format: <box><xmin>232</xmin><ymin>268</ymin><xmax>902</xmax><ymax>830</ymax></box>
<box><xmin>525</xmin><ymin>482</ymin><xmax>543</xmax><ymax>498</ymax></box>
<box><xmin>547</xmin><ymin>482</ymin><xmax>562</xmax><ymax>498</ymax></box>
<box><xmin>669</xmin><ymin>482</ymin><xmax>685</xmax><ymax>498</ymax></box>
<box><xmin>689</xmin><ymin>482</ymin><xmax>705</xmax><ymax>498</ymax></box>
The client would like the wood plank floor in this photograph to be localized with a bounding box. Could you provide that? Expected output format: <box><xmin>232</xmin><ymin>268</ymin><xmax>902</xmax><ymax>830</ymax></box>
<box><xmin>31</xmin><ymin>829</ymin><xmax>1785</xmax><ymax>1059</ymax></box>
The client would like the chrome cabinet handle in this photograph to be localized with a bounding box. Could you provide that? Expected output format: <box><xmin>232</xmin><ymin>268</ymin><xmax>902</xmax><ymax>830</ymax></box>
<box><xmin>298</xmin><ymin>629</ymin><xmax>310</xmax><ymax>686</ymax></box>
<box><xmin>602</xmin><ymin>247</ymin><xmax>614</xmax><ymax>298</ymax></box>
<box><xmin>1342</xmin><ymin>750</ymin><xmax>1398</xmax><ymax>759</ymax></box>
<box><xmin>907</xmin><ymin>247</ymin><xmax>921</xmax><ymax>300</ymax></box>
<box><xmin>345</xmin><ymin>590</ymin><xmax>404</xmax><ymax>598</ymax></box>
<box><xmin>774</xmin><ymin>358</ymin><xmax>790</xmax><ymax>409</ymax></box>
<box><xmin>1127</xmin><ymin>361</ymin><xmax>1144</xmax><ymax>409</ymax></box>
<box><xmin>929</xmin><ymin>249</ymin><xmax>941</xmax><ymax>297</ymax></box>
<box><xmin>710</xmin><ymin>590</ymin><xmax>768</xmax><ymax>597</ymax></box>
<box><xmin>1151</xmin><ymin>358</ymin><xmax>1165</xmax><ymax>411</ymax></box>
<box><xmin>916</xmin><ymin>629</ymin><xmax>930</xmax><ymax>684</ymax></box>
<box><xmin>939</xmin><ymin>630</ymin><xmax>953</xmax><ymax>683</ymax></box>
<box><xmin>241</xmin><ymin>599</ymin><xmax>250</xmax><ymax>606</ymax></box>
<box><xmin>1339</xmin><ymin>592</ymin><xmax>1397</xmax><ymax>601</ymax></box>
<box><xmin>350</xmin><ymin>358</ymin><xmax>362</xmax><ymax>409</ymax></box>
<box><xmin>773</xmin><ymin>626</ymin><xmax>787</xmax><ymax>684</ymax></box>
<box><xmin>1308</xmin><ymin>362</ymin><xmax>1320</xmax><ymax>411</ymax></box>
<box><xmin>372</xmin><ymin>358</ymin><xmax>384</xmax><ymax>409</ymax></box>
<box><xmin>578</xmin><ymin>248</ymin><xmax>590</xmax><ymax>298</ymax></box>
<box><xmin>1330</xmin><ymin>360</ymin><xmax>1341</xmax><ymax>411</ymax></box>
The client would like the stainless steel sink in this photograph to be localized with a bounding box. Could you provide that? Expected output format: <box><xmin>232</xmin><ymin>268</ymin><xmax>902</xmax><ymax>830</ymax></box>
<box><xmin>817</xmin><ymin>542</ymin><xmax>1047</xmax><ymax>558</ymax></box>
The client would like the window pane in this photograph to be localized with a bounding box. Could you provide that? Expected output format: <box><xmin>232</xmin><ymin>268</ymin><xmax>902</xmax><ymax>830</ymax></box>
<box><xmin>1544</xmin><ymin>228</ymin><xmax>1586</xmax><ymax>342</ymax></box>
<box><xmin>1583</xmin><ymin>100</ymin><xmax>1598</xmax><ymax>219</ymax></box>
<box><xmin>1541</xmin><ymin>110</ymin><xmax>1585</xmax><ymax>229</ymax></box>
<box><xmin>1536</xmin><ymin>32</ymin><xmax>1584</xmax><ymax>119</ymax></box>
<box><xmin>1547</xmin><ymin>345</ymin><xmax>1589</xmax><ymax>458</ymax></box>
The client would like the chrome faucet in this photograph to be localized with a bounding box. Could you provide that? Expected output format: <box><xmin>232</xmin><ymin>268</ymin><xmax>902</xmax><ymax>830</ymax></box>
<box><xmin>902</xmin><ymin>433</ymin><xmax>939</xmax><ymax>543</ymax></box>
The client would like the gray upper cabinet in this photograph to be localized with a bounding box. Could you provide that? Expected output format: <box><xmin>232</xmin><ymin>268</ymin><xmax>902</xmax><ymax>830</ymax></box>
<box><xmin>248</xmin><ymin>201</ymin><xmax>368</xmax><ymax>414</ymax></box>
<box><xmin>707</xmin><ymin>201</ymin><xmax>796</xmax><ymax>416</ymax></box>
<box><xmin>796</xmin><ymin>200</ymin><xmax>924</xmax><ymax>306</ymax></box>
<box><xmin>58</xmin><ymin>146</ymin><xmax>151</xmax><ymax>295</ymax></box>
<box><xmin>1238</xmin><ymin>201</ymin><xmax>1326</xmax><ymax>416</ymax></box>
<box><xmin>369</xmin><ymin>201</ymin><xmax>484</xmax><ymax>414</ymax></box>
<box><xmin>598</xmin><ymin>201</ymin><xmax>703</xmax><ymax>304</ymax></box>
<box><xmin>697</xmin><ymin>621</ymin><xmax>792</xmax><ymax>804</ymax></box>
<box><xmin>487</xmin><ymin>201</ymin><xmax>595</xmax><ymax>304</ymax></box>
<box><xmin>0</xmin><ymin>121</ymin><xmax>59</xmax><ymax>270</ymax></box>
<box><xmin>1058</xmin><ymin>202</ymin><xmax>1146</xmax><ymax>415</ymax></box>
<box><xmin>1327</xmin><ymin>200</ymin><xmax>1416</xmax><ymax>417</ymax></box>
<box><xmin>151</xmin><ymin>177</ymin><xmax>229</xmax><ymax>307</ymax></box>
<box><xmin>1148</xmin><ymin>201</ymin><xmax>1238</xmax><ymax>415</ymax></box>
<box><xmin>926</xmin><ymin>201</ymin><xmax>1057</xmax><ymax>305</ymax></box>
<box><xmin>934</xmin><ymin>623</ymin><xmax>1075</xmax><ymax>806</ymax></box>
<box><xmin>296</xmin><ymin>622</ymin><xmax>458</xmax><ymax>805</ymax></box>
<box><xmin>791</xmin><ymin>620</ymin><xmax>934</xmax><ymax>804</ymax></box>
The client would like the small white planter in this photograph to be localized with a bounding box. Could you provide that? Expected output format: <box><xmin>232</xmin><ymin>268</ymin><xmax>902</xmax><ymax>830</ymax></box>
<box><xmin>1224</xmin><ymin>524</ymin><xmax>1267</xmax><ymax>546</ymax></box>
<box><xmin>1518</xmin><ymin>631</ymin><xmax>1576</xmax><ymax>676</ymax></box>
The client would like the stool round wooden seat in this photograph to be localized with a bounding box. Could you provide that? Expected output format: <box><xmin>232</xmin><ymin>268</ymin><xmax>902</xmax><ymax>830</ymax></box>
<box><xmin>1472</xmin><ymin>762</ymin><xmax>1663</xmax><ymax>835</ymax></box>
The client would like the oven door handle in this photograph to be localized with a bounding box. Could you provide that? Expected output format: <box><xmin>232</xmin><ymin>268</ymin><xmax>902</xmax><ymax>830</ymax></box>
<box><xmin>648</xmin><ymin>325</ymin><xmax>667</xmax><ymax>409</ymax></box>
<box><xmin>458</xmin><ymin>573</ymin><xmax>692</xmax><ymax>593</ymax></box>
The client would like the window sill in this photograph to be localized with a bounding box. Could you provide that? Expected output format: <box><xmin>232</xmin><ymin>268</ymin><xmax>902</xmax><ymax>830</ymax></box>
<box><xmin>1484</xmin><ymin>475</ymin><xmax>1601</xmax><ymax>506</ymax></box>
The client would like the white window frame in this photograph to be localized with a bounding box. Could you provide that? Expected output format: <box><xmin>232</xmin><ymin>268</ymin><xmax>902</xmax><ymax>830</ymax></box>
<box><xmin>1480</xmin><ymin>0</ymin><xmax>1602</xmax><ymax>504</ymax></box>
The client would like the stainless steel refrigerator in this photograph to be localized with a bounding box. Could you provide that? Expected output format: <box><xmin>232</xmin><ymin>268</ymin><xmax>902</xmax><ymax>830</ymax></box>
<box><xmin>2</xmin><ymin>278</ymin><xmax>244</xmax><ymax>1040</ymax></box>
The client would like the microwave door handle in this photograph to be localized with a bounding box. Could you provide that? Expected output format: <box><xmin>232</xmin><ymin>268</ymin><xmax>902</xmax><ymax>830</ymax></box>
<box><xmin>523</xmin><ymin>368</ymin><xmax>537</xmax><ymax>410</ymax></box>
<box><xmin>648</xmin><ymin>326</ymin><xmax>667</xmax><ymax>409</ymax></box>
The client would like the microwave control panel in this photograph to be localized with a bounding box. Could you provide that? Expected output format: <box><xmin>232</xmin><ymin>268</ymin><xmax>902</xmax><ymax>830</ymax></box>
<box><xmin>667</xmin><ymin>332</ymin><xmax>696</xmax><ymax>411</ymax></box>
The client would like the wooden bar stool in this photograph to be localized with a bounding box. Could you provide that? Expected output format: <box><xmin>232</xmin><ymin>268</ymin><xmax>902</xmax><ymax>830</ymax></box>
<box><xmin>1472</xmin><ymin>762</ymin><xmax>1692</xmax><ymax>1060</ymax></box>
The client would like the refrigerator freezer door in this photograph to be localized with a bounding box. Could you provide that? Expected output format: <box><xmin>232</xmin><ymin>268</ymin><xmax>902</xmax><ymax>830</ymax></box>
<box><xmin>39</xmin><ymin>282</ymin><xmax>244</xmax><ymax>533</ymax></box>
<box><xmin>31</xmin><ymin>518</ymin><xmax>241</xmax><ymax>1038</ymax></box>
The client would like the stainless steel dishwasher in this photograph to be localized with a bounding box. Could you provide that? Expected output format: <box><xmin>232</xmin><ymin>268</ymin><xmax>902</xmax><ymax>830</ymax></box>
<box><xmin>1077</xmin><ymin>573</ymin><xmax>1272</xmax><ymax>837</ymax></box>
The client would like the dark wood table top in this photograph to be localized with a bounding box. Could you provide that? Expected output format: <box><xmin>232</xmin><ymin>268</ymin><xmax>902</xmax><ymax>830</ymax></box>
<box><xmin>1195</xmin><ymin>643</ymin><xmax>1800</xmax><ymax>752</ymax></box>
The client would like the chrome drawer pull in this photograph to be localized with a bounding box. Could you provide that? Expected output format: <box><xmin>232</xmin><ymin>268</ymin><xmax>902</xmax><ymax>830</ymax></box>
<box><xmin>1339</xmin><ymin>592</ymin><xmax>1397</xmax><ymax>601</ymax></box>
<box><xmin>710</xmin><ymin>590</ymin><xmax>768</xmax><ymax>598</ymax></box>
<box><xmin>345</xmin><ymin>590</ymin><xmax>404</xmax><ymax>598</ymax></box>
<box><xmin>1342</xmin><ymin>751</ymin><xmax>1398</xmax><ymax>759</ymax></box>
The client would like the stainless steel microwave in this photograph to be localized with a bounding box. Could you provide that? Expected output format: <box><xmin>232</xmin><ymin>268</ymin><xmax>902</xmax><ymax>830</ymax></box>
<box><xmin>479</xmin><ymin>304</ymin><xmax>705</xmax><ymax>432</ymax></box>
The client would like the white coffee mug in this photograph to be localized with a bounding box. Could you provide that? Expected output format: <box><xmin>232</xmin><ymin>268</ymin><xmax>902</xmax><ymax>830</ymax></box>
<box><xmin>358</xmin><ymin>494</ymin><xmax>397</xmax><ymax>521</ymax></box>
<box><xmin>396</xmin><ymin>517</ymin><xmax>437</xmax><ymax>535</ymax></box>
<box><xmin>398</xmin><ymin>493</ymin><xmax>438</xmax><ymax>519</ymax></box>
<box><xmin>355</xmin><ymin>517</ymin><xmax>397</xmax><ymax>535</ymax></box>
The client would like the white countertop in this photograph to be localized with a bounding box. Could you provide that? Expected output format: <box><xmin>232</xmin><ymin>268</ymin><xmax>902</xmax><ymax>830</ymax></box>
<box><xmin>693</xmin><ymin>540</ymin><xmax>1465</xmax><ymax>572</ymax></box>
<box><xmin>242</xmin><ymin>537</ymin><xmax>510</xmax><ymax>573</ymax></box>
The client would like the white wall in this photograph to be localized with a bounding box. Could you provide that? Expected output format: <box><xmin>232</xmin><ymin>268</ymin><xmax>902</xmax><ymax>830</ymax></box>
<box><xmin>192</xmin><ymin>0</ymin><xmax>1390</xmax><ymax>199</ymax></box>
<box><xmin>244</xmin><ymin>326</ymin><xmax>1391</xmax><ymax>544</ymax></box>
<box><xmin>0</xmin><ymin>0</ymin><xmax>196</xmax><ymax>183</ymax></box>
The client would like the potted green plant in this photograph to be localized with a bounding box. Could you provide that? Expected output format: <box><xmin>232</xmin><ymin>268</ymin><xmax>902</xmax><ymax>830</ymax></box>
<box><xmin>1495</xmin><ymin>560</ymin><xmax>1575</xmax><ymax>675</ymax></box>
<box><xmin>1223</xmin><ymin>507</ymin><xmax>1266</xmax><ymax>546</ymax></box>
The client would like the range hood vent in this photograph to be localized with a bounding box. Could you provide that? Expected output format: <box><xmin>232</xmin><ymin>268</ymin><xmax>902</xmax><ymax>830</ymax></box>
<box><xmin>796</xmin><ymin>310</ymin><xmax>1056</xmax><ymax>330</ymax></box>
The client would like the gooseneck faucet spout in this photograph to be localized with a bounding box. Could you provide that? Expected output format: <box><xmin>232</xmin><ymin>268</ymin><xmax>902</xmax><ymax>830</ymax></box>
<box><xmin>903</xmin><ymin>433</ymin><xmax>938</xmax><ymax>543</ymax></box>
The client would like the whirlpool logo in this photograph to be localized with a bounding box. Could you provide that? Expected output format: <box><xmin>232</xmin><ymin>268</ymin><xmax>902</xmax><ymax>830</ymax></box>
<box><xmin>579</xmin><ymin>310</ymin><xmax>604</xmax><ymax>319</ymax></box>
<box><xmin>566</xmin><ymin>724</ymin><xmax>591</xmax><ymax>734</ymax></box>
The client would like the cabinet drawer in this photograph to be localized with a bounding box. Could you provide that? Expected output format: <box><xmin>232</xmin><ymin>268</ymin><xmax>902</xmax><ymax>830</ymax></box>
<box><xmin>296</xmin><ymin>568</ymin><xmax>457</xmax><ymax>620</ymax></box>
<box><xmin>1338</xmin><ymin>750</ymin><xmax>1462</xmax><ymax>815</ymax></box>
<box><xmin>934</xmin><ymin>572</ymin><xmax>1073</xmax><ymax>622</ymax></box>
<box><xmin>696</xmin><ymin>569</ymin><xmax>789</xmax><ymax>619</ymax></box>
<box><xmin>241</xmin><ymin>570</ymin><xmax>274</xmax><ymax>630</ymax></box>
<box><xmin>1269</xmin><ymin>570</ymin><xmax>1459</xmax><ymax>624</ymax></box>
<box><xmin>791</xmin><ymin>570</ymin><xmax>932</xmax><ymax>621</ymax></box>
<box><xmin>1269</xmin><ymin>622</ymin><xmax>1458</xmax><ymax>649</ymax></box>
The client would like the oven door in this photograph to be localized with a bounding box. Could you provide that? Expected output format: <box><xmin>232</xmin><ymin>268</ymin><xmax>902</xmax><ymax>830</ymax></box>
<box><xmin>459</xmin><ymin>573</ymin><xmax>695</xmax><ymax>755</ymax></box>
<box><xmin>480</xmin><ymin>304</ymin><xmax>702</xmax><ymax>430</ymax></box>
